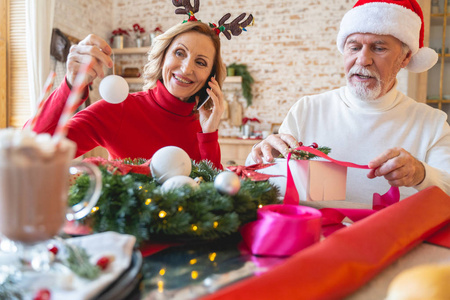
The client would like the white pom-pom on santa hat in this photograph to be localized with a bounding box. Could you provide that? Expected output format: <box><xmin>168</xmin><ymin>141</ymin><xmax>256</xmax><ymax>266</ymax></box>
<box><xmin>336</xmin><ymin>0</ymin><xmax>438</xmax><ymax>73</ymax></box>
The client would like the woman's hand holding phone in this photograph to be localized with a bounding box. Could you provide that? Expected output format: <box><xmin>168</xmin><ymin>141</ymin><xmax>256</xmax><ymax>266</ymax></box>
<box><xmin>198</xmin><ymin>77</ymin><xmax>225</xmax><ymax>133</ymax></box>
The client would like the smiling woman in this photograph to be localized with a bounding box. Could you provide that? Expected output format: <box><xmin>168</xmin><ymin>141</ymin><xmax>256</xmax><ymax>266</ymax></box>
<box><xmin>26</xmin><ymin>0</ymin><xmax>254</xmax><ymax>170</ymax></box>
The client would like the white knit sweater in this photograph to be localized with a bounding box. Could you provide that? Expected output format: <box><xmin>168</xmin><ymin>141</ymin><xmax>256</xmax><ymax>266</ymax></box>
<box><xmin>277</xmin><ymin>84</ymin><xmax>450</xmax><ymax>203</ymax></box>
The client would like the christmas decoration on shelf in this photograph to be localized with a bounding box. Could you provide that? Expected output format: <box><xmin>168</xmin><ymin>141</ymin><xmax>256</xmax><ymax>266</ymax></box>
<box><xmin>68</xmin><ymin>158</ymin><xmax>280</xmax><ymax>244</ymax></box>
<box><xmin>131</xmin><ymin>23</ymin><xmax>146</xmax><ymax>47</ymax></box>
<box><xmin>110</xmin><ymin>27</ymin><xmax>129</xmax><ymax>49</ymax></box>
<box><xmin>227</xmin><ymin>63</ymin><xmax>254</xmax><ymax>106</ymax></box>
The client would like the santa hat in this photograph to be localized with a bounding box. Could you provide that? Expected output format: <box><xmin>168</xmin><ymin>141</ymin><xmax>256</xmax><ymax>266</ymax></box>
<box><xmin>336</xmin><ymin>0</ymin><xmax>438</xmax><ymax>73</ymax></box>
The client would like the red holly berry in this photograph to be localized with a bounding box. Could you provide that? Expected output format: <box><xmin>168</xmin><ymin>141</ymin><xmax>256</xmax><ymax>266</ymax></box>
<box><xmin>47</xmin><ymin>245</ymin><xmax>58</xmax><ymax>255</ymax></box>
<box><xmin>33</xmin><ymin>289</ymin><xmax>51</xmax><ymax>300</ymax></box>
<box><xmin>311</xmin><ymin>142</ymin><xmax>318</xmax><ymax>149</ymax></box>
<box><xmin>298</xmin><ymin>141</ymin><xmax>303</xmax><ymax>147</ymax></box>
<box><xmin>96</xmin><ymin>256</ymin><xmax>111</xmax><ymax>270</ymax></box>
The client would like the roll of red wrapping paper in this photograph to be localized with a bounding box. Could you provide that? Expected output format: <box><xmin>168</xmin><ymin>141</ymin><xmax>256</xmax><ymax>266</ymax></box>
<box><xmin>201</xmin><ymin>186</ymin><xmax>450</xmax><ymax>300</ymax></box>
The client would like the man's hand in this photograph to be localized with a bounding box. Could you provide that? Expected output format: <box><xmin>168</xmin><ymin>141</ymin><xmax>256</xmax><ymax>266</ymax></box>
<box><xmin>251</xmin><ymin>133</ymin><xmax>299</xmax><ymax>163</ymax></box>
<box><xmin>367</xmin><ymin>147</ymin><xmax>425</xmax><ymax>187</ymax></box>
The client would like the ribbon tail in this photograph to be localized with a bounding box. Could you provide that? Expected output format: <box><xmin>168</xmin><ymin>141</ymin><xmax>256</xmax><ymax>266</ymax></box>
<box><xmin>373</xmin><ymin>186</ymin><xmax>400</xmax><ymax>210</ymax></box>
<box><xmin>283</xmin><ymin>152</ymin><xmax>299</xmax><ymax>205</ymax></box>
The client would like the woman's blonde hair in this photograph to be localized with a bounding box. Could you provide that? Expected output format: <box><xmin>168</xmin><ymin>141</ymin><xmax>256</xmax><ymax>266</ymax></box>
<box><xmin>142</xmin><ymin>21</ymin><xmax>226</xmax><ymax>108</ymax></box>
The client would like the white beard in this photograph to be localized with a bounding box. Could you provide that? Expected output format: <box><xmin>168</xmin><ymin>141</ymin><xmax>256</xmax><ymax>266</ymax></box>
<box><xmin>346</xmin><ymin>66</ymin><xmax>382</xmax><ymax>101</ymax></box>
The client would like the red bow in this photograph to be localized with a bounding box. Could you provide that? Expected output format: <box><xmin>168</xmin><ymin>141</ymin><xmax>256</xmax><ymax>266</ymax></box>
<box><xmin>227</xmin><ymin>163</ymin><xmax>283</xmax><ymax>181</ymax></box>
<box><xmin>83</xmin><ymin>157</ymin><xmax>151</xmax><ymax>175</ymax></box>
<box><xmin>242</xmin><ymin>117</ymin><xmax>260</xmax><ymax>125</ymax></box>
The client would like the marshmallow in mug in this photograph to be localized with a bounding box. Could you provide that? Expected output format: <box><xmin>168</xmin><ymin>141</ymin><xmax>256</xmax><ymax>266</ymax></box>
<box><xmin>0</xmin><ymin>128</ymin><xmax>73</xmax><ymax>164</ymax></box>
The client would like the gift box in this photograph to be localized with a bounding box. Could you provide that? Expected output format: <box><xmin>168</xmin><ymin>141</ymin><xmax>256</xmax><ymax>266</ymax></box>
<box><xmin>257</xmin><ymin>159</ymin><xmax>347</xmax><ymax>201</ymax></box>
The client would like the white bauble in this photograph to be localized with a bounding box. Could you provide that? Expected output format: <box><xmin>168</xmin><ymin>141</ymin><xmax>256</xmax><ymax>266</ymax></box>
<box><xmin>99</xmin><ymin>75</ymin><xmax>129</xmax><ymax>104</ymax></box>
<box><xmin>214</xmin><ymin>171</ymin><xmax>241</xmax><ymax>196</ymax></box>
<box><xmin>150</xmin><ymin>146</ymin><xmax>192</xmax><ymax>183</ymax></box>
<box><xmin>161</xmin><ymin>175</ymin><xmax>198</xmax><ymax>193</ymax></box>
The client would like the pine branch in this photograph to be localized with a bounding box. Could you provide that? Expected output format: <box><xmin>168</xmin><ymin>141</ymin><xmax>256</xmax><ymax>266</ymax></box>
<box><xmin>68</xmin><ymin>159</ymin><xmax>280</xmax><ymax>244</ymax></box>
<box><xmin>57</xmin><ymin>237</ymin><xmax>100</xmax><ymax>280</ymax></box>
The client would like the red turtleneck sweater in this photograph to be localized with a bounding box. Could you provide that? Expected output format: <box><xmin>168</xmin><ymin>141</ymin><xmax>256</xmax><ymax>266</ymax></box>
<box><xmin>30</xmin><ymin>79</ymin><xmax>222</xmax><ymax>168</ymax></box>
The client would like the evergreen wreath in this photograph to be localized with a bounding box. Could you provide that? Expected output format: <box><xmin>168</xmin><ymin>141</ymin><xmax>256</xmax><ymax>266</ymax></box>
<box><xmin>69</xmin><ymin>159</ymin><xmax>281</xmax><ymax>244</ymax></box>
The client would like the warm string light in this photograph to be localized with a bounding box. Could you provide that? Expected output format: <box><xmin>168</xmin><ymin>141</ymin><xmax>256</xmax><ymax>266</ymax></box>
<box><xmin>91</xmin><ymin>206</ymin><xmax>99</xmax><ymax>213</ymax></box>
<box><xmin>157</xmin><ymin>280</ymin><xmax>164</xmax><ymax>293</ymax></box>
<box><xmin>189</xmin><ymin>259</ymin><xmax>197</xmax><ymax>265</ymax></box>
<box><xmin>145</xmin><ymin>198</ymin><xmax>152</xmax><ymax>205</ymax></box>
<box><xmin>208</xmin><ymin>252</ymin><xmax>216</xmax><ymax>262</ymax></box>
<box><xmin>213</xmin><ymin>221</ymin><xmax>218</xmax><ymax>228</ymax></box>
<box><xmin>191</xmin><ymin>224</ymin><xmax>198</xmax><ymax>231</ymax></box>
<box><xmin>159</xmin><ymin>211</ymin><xmax>167</xmax><ymax>218</ymax></box>
<box><xmin>191</xmin><ymin>270</ymin><xmax>199</xmax><ymax>279</ymax></box>
<box><xmin>159</xmin><ymin>268</ymin><xmax>166</xmax><ymax>276</ymax></box>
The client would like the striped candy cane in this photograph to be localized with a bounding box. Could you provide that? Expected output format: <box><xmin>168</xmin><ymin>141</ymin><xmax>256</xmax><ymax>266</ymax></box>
<box><xmin>52</xmin><ymin>58</ymin><xmax>95</xmax><ymax>144</ymax></box>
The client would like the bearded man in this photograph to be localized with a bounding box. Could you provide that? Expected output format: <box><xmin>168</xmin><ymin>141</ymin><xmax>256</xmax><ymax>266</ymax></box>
<box><xmin>250</xmin><ymin>0</ymin><xmax>450</xmax><ymax>202</ymax></box>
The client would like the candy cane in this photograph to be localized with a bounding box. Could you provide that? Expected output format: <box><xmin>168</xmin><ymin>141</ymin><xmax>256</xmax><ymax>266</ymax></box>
<box><xmin>52</xmin><ymin>58</ymin><xmax>95</xmax><ymax>144</ymax></box>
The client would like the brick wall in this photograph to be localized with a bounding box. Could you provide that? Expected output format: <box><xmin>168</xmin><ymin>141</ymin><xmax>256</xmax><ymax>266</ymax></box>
<box><xmin>54</xmin><ymin>0</ymin><xmax>409</xmax><ymax>137</ymax></box>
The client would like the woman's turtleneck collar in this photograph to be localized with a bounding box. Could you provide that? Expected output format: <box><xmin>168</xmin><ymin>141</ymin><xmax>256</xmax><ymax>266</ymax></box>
<box><xmin>152</xmin><ymin>80</ymin><xmax>196</xmax><ymax>117</ymax></box>
<box><xmin>343</xmin><ymin>80</ymin><xmax>401</xmax><ymax>112</ymax></box>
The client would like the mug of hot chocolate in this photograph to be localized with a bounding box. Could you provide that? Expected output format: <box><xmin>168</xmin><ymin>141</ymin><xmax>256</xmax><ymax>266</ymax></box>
<box><xmin>0</xmin><ymin>128</ymin><xmax>102</xmax><ymax>269</ymax></box>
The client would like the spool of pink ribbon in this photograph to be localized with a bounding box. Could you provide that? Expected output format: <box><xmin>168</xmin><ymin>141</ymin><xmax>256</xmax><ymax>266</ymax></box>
<box><xmin>240</xmin><ymin>204</ymin><xmax>322</xmax><ymax>257</ymax></box>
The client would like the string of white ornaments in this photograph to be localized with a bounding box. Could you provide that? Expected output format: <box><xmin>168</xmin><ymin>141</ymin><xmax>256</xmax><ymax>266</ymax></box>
<box><xmin>99</xmin><ymin>52</ymin><xmax>129</xmax><ymax>104</ymax></box>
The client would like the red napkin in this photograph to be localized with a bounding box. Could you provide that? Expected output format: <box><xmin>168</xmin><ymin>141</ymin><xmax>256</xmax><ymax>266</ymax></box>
<box><xmin>201</xmin><ymin>186</ymin><xmax>450</xmax><ymax>300</ymax></box>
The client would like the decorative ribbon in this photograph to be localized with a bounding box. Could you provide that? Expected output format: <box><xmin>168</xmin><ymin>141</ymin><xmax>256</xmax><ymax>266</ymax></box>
<box><xmin>284</xmin><ymin>146</ymin><xmax>370</xmax><ymax>205</ymax></box>
<box><xmin>240</xmin><ymin>204</ymin><xmax>322</xmax><ymax>256</ymax></box>
<box><xmin>242</xmin><ymin>117</ymin><xmax>260</xmax><ymax>125</ymax></box>
<box><xmin>227</xmin><ymin>163</ymin><xmax>283</xmax><ymax>181</ymax></box>
<box><xmin>83</xmin><ymin>157</ymin><xmax>151</xmax><ymax>175</ymax></box>
<box><xmin>241</xmin><ymin>146</ymin><xmax>400</xmax><ymax>256</ymax></box>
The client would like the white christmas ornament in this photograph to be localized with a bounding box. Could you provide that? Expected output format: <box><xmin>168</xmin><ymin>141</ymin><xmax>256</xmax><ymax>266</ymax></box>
<box><xmin>99</xmin><ymin>75</ymin><xmax>129</xmax><ymax>104</ymax></box>
<box><xmin>214</xmin><ymin>171</ymin><xmax>241</xmax><ymax>196</ymax></box>
<box><xmin>150</xmin><ymin>146</ymin><xmax>192</xmax><ymax>183</ymax></box>
<box><xmin>161</xmin><ymin>175</ymin><xmax>198</xmax><ymax>193</ymax></box>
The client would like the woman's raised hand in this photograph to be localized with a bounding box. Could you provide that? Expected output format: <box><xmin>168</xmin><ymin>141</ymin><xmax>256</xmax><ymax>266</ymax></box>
<box><xmin>66</xmin><ymin>34</ymin><xmax>113</xmax><ymax>88</ymax></box>
<box><xmin>198</xmin><ymin>77</ymin><xmax>225</xmax><ymax>133</ymax></box>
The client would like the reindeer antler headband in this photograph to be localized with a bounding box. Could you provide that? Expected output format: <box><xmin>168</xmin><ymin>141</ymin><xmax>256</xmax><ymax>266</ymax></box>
<box><xmin>172</xmin><ymin>0</ymin><xmax>254</xmax><ymax>40</ymax></box>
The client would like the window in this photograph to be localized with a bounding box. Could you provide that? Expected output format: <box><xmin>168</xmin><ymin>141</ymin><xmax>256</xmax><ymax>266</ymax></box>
<box><xmin>1</xmin><ymin>0</ymin><xmax>30</xmax><ymax>128</ymax></box>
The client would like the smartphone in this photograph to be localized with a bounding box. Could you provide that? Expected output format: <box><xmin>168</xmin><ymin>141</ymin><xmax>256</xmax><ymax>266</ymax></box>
<box><xmin>195</xmin><ymin>70</ymin><xmax>216</xmax><ymax>110</ymax></box>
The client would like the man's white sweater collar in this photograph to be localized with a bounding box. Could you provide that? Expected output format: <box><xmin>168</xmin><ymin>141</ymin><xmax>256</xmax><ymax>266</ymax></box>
<box><xmin>343</xmin><ymin>81</ymin><xmax>401</xmax><ymax>112</ymax></box>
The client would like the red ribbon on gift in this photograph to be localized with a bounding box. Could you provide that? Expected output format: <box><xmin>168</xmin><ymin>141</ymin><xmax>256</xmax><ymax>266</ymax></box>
<box><xmin>284</xmin><ymin>146</ymin><xmax>371</xmax><ymax>205</ymax></box>
<box><xmin>227</xmin><ymin>163</ymin><xmax>283</xmax><ymax>181</ymax></box>
<box><xmin>83</xmin><ymin>157</ymin><xmax>151</xmax><ymax>175</ymax></box>
<box><xmin>284</xmin><ymin>146</ymin><xmax>401</xmax><ymax>236</ymax></box>
<box><xmin>240</xmin><ymin>146</ymin><xmax>401</xmax><ymax>257</ymax></box>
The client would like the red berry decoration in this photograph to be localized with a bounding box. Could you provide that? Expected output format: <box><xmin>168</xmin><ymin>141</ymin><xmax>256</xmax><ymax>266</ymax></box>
<box><xmin>311</xmin><ymin>142</ymin><xmax>318</xmax><ymax>149</ymax></box>
<box><xmin>47</xmin><ymin>245</ymin><xmax>58</xmax><ymax>255</ymax></box>
<box><xmin>33</xmin><ymin>289</ymin><xmax>51</xmax><ymax>300</ymax></box>
<box><xmin>298</xmin><ymin>141</ymin><xmax>303</xmax><ymax>147</ymax></box>
<box><xmin>96</xmin><ymin>256</ymin><xmax>111</xmax><ymax>270</ymax></box>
